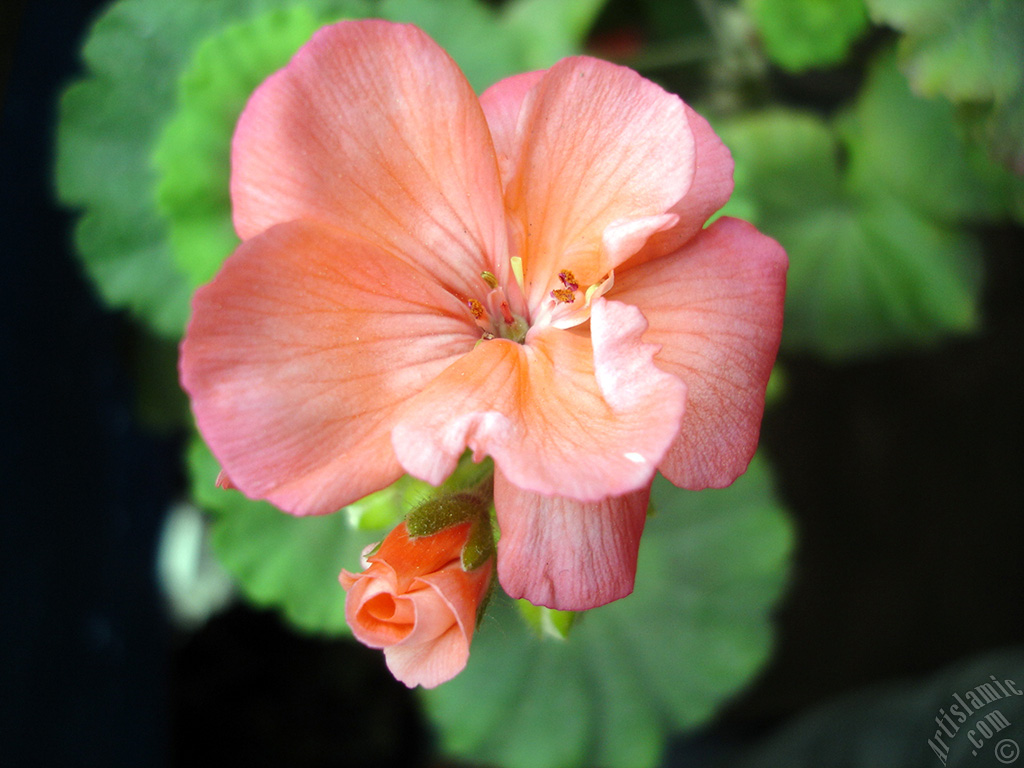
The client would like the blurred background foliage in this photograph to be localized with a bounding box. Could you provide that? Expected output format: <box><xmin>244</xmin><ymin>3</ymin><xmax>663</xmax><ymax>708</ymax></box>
<box><xmin>9</xmin><ymin>0</ymin><xmax>1019</xmax><ymax>765</ymax></box>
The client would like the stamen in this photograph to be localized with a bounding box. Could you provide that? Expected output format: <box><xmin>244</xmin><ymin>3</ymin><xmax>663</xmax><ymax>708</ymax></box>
<box><xmin>550</xmin><ymin>288</ymin><xmax>576</xmax><ymax>304</ymax></box>
<box><xmin>499</xmin><ymin>300</ymin><xmax>514</xmax><ymax>324</ymax></box>
<box><xmin>558</xmin><ymin>270</ymin><xmax>579</xmax><ymax>292</ymax></box>
<box><xmin>481</xmin><ymin>271</ymin><xmax>498</xmax><ymax>289</ymax></box>
<box><xmin>467</xmin><ymin>298</ymin><xmax>485</xmax><ymax>319</ymax></box>
<box><xmin>584</xmin><ymin>271</ymin><xmax>615</xmax><ymax>306</ymax></box>
<box><xmin>510</xmin><ymin>257</ymin><xmax>525</xmax><ymax>294</ymax></box>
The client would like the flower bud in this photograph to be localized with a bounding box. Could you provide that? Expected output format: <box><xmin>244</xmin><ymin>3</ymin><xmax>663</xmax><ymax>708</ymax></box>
<box><xmin>339</xmin><ymin>495</ymin><xmax>494</xmax><ymax>688</ymax></box>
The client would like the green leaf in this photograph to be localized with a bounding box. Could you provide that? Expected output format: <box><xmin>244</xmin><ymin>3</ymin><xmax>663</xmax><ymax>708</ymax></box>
<box><xmin>866</xmin><ymin>0</ymin><xmax>1024</xmax><ymax>173</ymax></box>
<box><xmin>379</xmin><ymin>0</ymin><xmax>608</xmax><ymax>92</ymax></box>
<box><xmin>501</xmin><ymin>0</ymin><xmax>611</xmax><ymax>70</ymax></box>
<box><xmin>742</xmin><ymin>0</ymin><xmax>869</xmax><ymax>72</ymax></box>
<box><xmin>866</xmin><ymin>0</ymin><xmax>1024</xmax><ymax>101</ymax></box>
<box><xmin>837</xmin><ymin>50</ymin><xmax>1024</xmax><ymax>224</ymax></box>
<box><xmin>55</xmin><ymin>0</ymin><xmax>369</xmax><ymax>338</ymax></box>
<box><xmin>422</xmin><ymin>457</ymin><xmax>793</xmax><ymax>768</ymax></box>
<box><xmin>778</xmin><ymin>192</ymin><xmax>981</xmax><ymax>355</ymax></box>
<box><xmin>343</xmin><ymin>474</ymin><xmax>432</xmax><ymax>531</ymax></box>
<box><xmin>730</xmin><ymin>647</ymin><xmax>1024</xmax><ymax>767</ymax></box>
<box><xmin>379</xmin><ymin>0</ymin><xmax>520</xmax><ymax>92</ymax></box>
<box><xmin>718</xmin><ymin>109</ymin><xmax>983</xmax><ymax>358</ymax></box>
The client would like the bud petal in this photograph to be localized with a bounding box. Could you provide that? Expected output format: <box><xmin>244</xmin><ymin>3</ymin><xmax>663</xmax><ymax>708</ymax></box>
<box><xmin>340</xmin><ymin>518</ymin><xmax>494</xmax><ymax>688</ymax></box>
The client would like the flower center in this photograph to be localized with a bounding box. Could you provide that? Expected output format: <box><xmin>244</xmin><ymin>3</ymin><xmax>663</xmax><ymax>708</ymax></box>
<box><xmin>464</xmin><ymin>262</ymin><xmax>614</xmax><ymax>341</ymax></box>
<box><xmin>465</xmin><ymin>272</ymin><xmax>528</xmax><ymax>343</ymax></box>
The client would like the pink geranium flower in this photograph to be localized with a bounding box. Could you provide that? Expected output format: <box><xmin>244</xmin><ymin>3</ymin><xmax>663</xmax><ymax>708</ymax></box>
<box><xmin>340</xmin><ymin>520</ymin><xmax>493</xmax><ymax>689</ymax></box>
<box><xmin>180</xmin><ymin>20</ymin><xmax>787</xmax><ymax>611</ymax></box>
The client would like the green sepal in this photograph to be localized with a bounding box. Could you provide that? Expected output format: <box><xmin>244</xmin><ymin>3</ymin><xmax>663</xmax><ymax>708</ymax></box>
<box><xmin>404</xmin><ymin>489</ymin><xmax>496</xmax><ymax>572</ymax></box>
<box><xmin>517</xmin><ymin>601</ymin><xmax>578</xmax><ymax>640</ymax></box>
<box><xmin>406</xmin><ymin>493</ymin><xmax>488</xmax><ymax>538</ymax></box>
<box><xmin>460</xmin><ymin>515</ymin><xmax>496</xmax><ymax>572</ymax></box>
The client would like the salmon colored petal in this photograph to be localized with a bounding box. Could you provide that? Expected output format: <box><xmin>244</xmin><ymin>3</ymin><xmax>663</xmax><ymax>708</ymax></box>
<box><xmin>341</xmin><ymin>563</ymin><xmax>413</xmax><ymax>647</ymax></box>
<box><xmin>374</xmin><ymin>521</ymin><xmax>475</xmax><ymax>589</ymax></box>
<box><xmin>341</xmin><ymin>521</ymin><xmax>493</xmax><ymax>688</ymax></box>
<box><xmin>502</xmin><ymin>56</ymin><xmax>695</xmax><ymax>308</ymax></box>
<box><xmin>625</xmin><ymin>105</ymin><xmax>736</xmax><ymax>270</ymax></box>
<box><xmin>494</xmin><ymin>471</ymin><xmax>650</xmax><ymax>610</ymax></box>
<box><xmin>384</xmin><ymin>561</ymin><xmax>492</xmax><ymax>688</ymax></box>
<box><xmin>413</xmin><ymin>561</ymin><xmax>493</xmax><ymax>647</ymax></box>
<box><xmin>612</xmin><ymin>217</ymin><xmax>787</xmax><ymax>489</ymax></box>
<box><xmin>180</xmin><ymin>220</ymin><xmax>478</xmax><ymax>516</ymax></box>
<box><xmin>478</xmin><ymin>70</ymin><xmax>545</xmax><ymax>186</ymax></box>
<box><xmin>391</xmin><ymin>298</ymin><xmax>686</xmax><ymax>501</ymax></box>
<box><xmin>231</xmin><ymin>20</ymin><xmax>508</xmax><ymax>298</ymax></box>
<box><xmin>384</xmin><ymin>625</ymin><xmax>465</xmax><ymax>689</ymax></box>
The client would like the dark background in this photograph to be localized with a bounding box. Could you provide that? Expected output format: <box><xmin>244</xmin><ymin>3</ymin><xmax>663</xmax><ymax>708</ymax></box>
<box><xmin>3</xmin><ymin>1</ymin><xmax>1022</xmax><ymax>766</ymax></box>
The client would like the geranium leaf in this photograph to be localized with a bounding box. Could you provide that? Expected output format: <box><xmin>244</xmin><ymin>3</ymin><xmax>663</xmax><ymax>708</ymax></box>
<box><xmin>866</xmin><ymin>0</ymin><xmax>1024</xmax><ymax>173</ymax></box>
<box><xmin>718</xmin><ymin>109</ymin><xmax>984</xmax><ymax>358</ymax></box>
<box><xmin>379</xmin><ymin>0</ymin><xmax>607</xmax><ymax>92</ymax></box>
<box><xmin>379</xmin><ymin>0</ymin><xmax>521</xmax><ymax>91</ymax></box>
<box><xmin>742</xmin><ymin>0</ymin><xmax>870</xmax><ymax>72</ymax></box>
<box><xmin>837</xmin><ymin>51</ymin><xmax>1024</xmax><ymax>224</ymax></box>
<box><xmin>866</xmin><ymin>0</ymin><xmax>1024</xmax><ymax>102</ymax></box>
<box><xmin>502</xmin><ymin>0</ymin><xmax>610</xmax><ymax>70</ymax></box>
<box><xmin>422</xmin><ymin>457</ymin><xmax>793</xmax><ymax>768</ymax></box>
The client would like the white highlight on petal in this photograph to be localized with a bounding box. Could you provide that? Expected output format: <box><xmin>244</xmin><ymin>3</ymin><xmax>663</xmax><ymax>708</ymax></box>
<box><xmin>623</xmin><ymin>452</ymin><xmax>646</xmax><ymax>464</ymax></box>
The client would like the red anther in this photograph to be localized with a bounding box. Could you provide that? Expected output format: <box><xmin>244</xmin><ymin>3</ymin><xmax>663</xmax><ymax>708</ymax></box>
<box><xmin>558</xmin><ymin>270</ymin><xmax>579</xmax><ymax>292</ymax></box>
<box><xmin>499</xmin><ymin>300</ymin><xmax>514</xmax><ymax>324</ymax></box>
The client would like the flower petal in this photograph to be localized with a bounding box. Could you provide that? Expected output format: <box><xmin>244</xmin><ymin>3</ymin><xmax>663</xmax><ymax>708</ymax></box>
<box><xmin>626</xmin><ymin>105</ymin><xmax>736</xmax><ymax>268</ymax></box>
<box><xmin>612</xmin><ymin>217</ymin><xmax>787</xmax><ymax>489</ymax></box>
<box><xmin>373</xmin><ymin>521</ymin><xmax>475</xmax><ymax>588</ymax></box>
<box><xmin>384</xmin><ymin>624</ymin><xmax>466</xmax><ymax>689</ymax></box>
<box><xmin>502</xmin><ymin>56</ymin><xmax>695</xmax><ymax>309</ymax></box>
<box><xmin>180</xmin><ymin>220</ymin><xmax>478</xmax><ymax>515</ymax></box>
<box><xmin>479</xmin><ymin>70</ymin><xmax>545</xmax><ymax>186</ymax></box>
<box><xmin>385</xmin><ymin>559</ymin><xmax>493</xmax><ymax>689</ymax></box>
<box><xmin>392</xmin><ymin>298</ymin><xmax>685</xmax><ymax>501</ymax></box>
<box><xmin>341</xmin><ymin>563</ymin><xmax>413</xmax><ymax>647</ymax></box>
<box><xmin>494</xmin><ymin>471</ymin><xmax>650</xmax><ymax>610</ymax></box>
<box><xmin>231</xmin><ymin>20</ymin><xmax>508</xmax><ymax>298</ymax></box>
